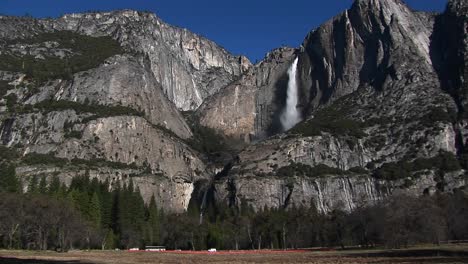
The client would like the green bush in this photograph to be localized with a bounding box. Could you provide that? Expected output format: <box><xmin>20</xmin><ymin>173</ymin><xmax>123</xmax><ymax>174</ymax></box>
<box><xmin>187</xmin><ymin>124</ymin><xmax>227</xmax><ymax>154</ymax></box>
<box><xmin>151</xmin><ymin>123</ymin><xmax>181</xmax><ymax>140</ymax></box>
<box><xmin>5</xmin><ymin>93</ymin><xmax>18</xmax><ymax>110</ymax></box>
<box><xmin>22</xmin><ymin>153</ymin><xmax>66</xmax><ymax>167</ymax></box>
<box><xmin>0</xmin><ymin>80</ymin><xmax>12</xmax><ymax>98</ymax></box>
<box><xmin>419</xmin><ymin>107</ymin><xmax>456</xmax><ymax>125</ymax></box>
<box><xmin>373</xmin><ymin>151</ymin><xmax>461</xmax><ymax>181</ymax></box>
<box><xmin>0</xmin><ymin>145</ymin><xmax>20</xmax><ymax>162</ymax></box>
<box><xmin>32</xmin><ymin>100</ymin><xmax>143</xmax><ymax>116</ymax></box>
<box><xmin>364</xmin><ymin>135</ymin><xmax>386</xmax><ymax>151</ymax></box>
<box><xmin>348</xmin><ymin>166</ymin><xmax>368</xmax><ymax>174</ymax></box>
<box><xmin>17</xmin><ymin>100</ymin><xmax>145</xmax><ymax>122</ymax></box>
<box><xmin>22</xmin><ymin>152</ymin><xmax>140</xmax><ymax>170</ymax></box>
<box><xmin>290</xmin><ymin>105</ymin><xmax>365</xmax><ymax>138</ymax></box>
<box><xmin>64</xmin><ymin>130</ymin><xmax>83</xmax><ymax>139</ymax></box>
<box><xmin>276</xmin><ymin>162</ymin><xmax>346</xmax><ymax>178</ymax></box>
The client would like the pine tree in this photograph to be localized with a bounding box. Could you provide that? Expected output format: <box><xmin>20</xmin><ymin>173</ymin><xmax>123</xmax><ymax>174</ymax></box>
<box><xmin>90</xmin><ymin>177</ymin><xmax>100</xmax><ymax>195</ymax></box>
<box><xmin>101</xmin><ymin>190</ymin><xmax>113</xmax><ymax>230</ymax></box>
<box><xmin>48</xmin><ymin>175</ymin><xmax>61</xmax><ymax>195</ymax></box>
<box><xmin>0</xmin><ymin>164</ymin><xmax>20</xmax><ymax>193</ymax></box>
<box><xmin>38</xmin><ymin>175</ymin><xmax>47</xmax><ymax>194</ymax></box>
<box><xmin>68</xmin><ymin>189</ymin><xmax>90</xmax><ymax>217</ymax></box>
<box><xmin>103</xmin><ymin>229</ymin><xmax>117</xmax><ymax>250</ymax></box>
<box><xmin>89</xmin><ymin>192</ymin><xmax>102</xmax><ymax>228</ymax></box>
<box><xmin>128</xmin><ymin>180</ymin><xmax>134</xmax><ymax>193</ymax></box>
<box><xmin>147</xmin><ymin>194</ymin><xmax>160</xmax><ymax>245</ymax></box>
<box><xmin>133</xmin><ymin>187</ymin><xmax>146</xmax><ymax>226</ymax></box>
<box><xmin>111</xmin><ymin>181</ymin><xmax>121</xmax><ymax>236</ymax></box>
<box><xmin>28</xmin><ymin>175</ymin><xmax>38</xmax><ymax>194</ymax></box>
<box><xmin>56</xmin><ymin>183</ymin><xmax>68</xmax><ymax>199</ymax></box>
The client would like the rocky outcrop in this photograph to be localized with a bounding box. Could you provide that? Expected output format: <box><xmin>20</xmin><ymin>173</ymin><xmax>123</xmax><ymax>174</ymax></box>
<box><xmin>25</xmin><ymin>54</ymin><xmax>193</xmax><ymax>139</ymax></box>
<box><xmin>16</xmin><ymin>165</ymin><xmax>196</xmax><ymax>212</ymax></box>
<box><xmin>43</xmin><ymin>11</ymin><xmax>251</xmax><ymax>110</ymax></box>
<box><xmin>296</xmin><ymin>0</ymin><xmax>437</xmax><ymax>114</ymax></box>
<box><xmin>214</xmin><ymin>171</ymin><xmax>467</xmax><ymax>213</ymax></box>
<box><xmin>7</xmin><ymin>111</ymin><xmax>207</xmax><ymax>212</ymax></box>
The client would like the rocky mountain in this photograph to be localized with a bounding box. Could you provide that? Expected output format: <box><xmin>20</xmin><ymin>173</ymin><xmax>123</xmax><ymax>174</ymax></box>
<box><xmin>201</xmin><ymin>0</ymin><xmax>468</xmax><ymax>212</ymax></box>
<box><xmin>0</xmin><ymin>11</ymin><xmax>243</xmax><ymax>211</ymax></box>
<box><xmin>0</xmin><ymin>0</ymin><xmax>467</xmax><ymax>213</ymax></box>
<box><xmin>0</xmin><ymin>10</ymin><xmax>251</xmax><ymax>111</ymax></box>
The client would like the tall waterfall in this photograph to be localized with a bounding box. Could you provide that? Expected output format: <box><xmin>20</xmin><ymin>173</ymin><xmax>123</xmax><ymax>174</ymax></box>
<box><xmin>280</xmin><ymin>57</ymin><xmax>301</xmax><ymax>131</ymax></box>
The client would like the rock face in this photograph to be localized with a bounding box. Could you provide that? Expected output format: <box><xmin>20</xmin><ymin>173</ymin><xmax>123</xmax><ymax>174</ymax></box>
<box><xmin>49</xmin><ymin>11</ymin><xmax>251</xmax><ymax>111</ymax></box>
<box><xmin>0</xmin><ymin>10</ymin><xmax>251</xmax><ymax>111</ymax></box>
<box><xmin>207</xmin><ymin>0</ymin><xmax>468</xmax><ymax>212</ymax></box>
<box><xmin>26</xmin><ymin>55</ymin><xmax>193</xmax><ymax>139</ymax></box>
<box><xmin>214</xmin><ymin>171</ymin><xmax>467</xmax><ymax>213</ymax></box>
<box><xmin>197</xmin><ymin>47</ymin><xmax>297</xmax><ymax>141</ymax></box>
<box><xmin>1</xmin><ymin>0</ymin><xmax>468</xmax><ymax>214</ymax></box>
<box><xmin>5</xmin><ymin>110</ymin><xmax>206</xmax><ymax>211</ymax></box>
<box><xmin>0</xmin><ymin>11</ymin><xmax>232</xmax><ymax>212</ymax></box>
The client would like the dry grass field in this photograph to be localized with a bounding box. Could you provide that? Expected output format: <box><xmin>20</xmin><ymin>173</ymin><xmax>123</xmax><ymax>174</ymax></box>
<box><xmin>1</xmin><ymin>246</ymin><xmax>468</xmax><ymax>264</ymax></box>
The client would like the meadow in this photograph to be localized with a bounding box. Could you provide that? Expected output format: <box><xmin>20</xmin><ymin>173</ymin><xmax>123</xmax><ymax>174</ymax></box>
<box><xmin>1</xmin><ymin>245</ymin><xmax>468</xmax><ymax>264</ymax></box>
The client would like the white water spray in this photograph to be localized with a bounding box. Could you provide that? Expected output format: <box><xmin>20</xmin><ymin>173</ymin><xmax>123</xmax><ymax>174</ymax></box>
<box><xmin>280</xmin><ymin>57</ymin><xmax>302</xmax><ymax>131</ymax></box>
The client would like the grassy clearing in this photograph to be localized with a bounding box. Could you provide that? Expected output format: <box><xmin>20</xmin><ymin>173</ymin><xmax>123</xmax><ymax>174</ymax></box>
<box><xmin>0</xmin><ymin>245</ymin><xmax>467</xmax><ymax>264</ymax></box>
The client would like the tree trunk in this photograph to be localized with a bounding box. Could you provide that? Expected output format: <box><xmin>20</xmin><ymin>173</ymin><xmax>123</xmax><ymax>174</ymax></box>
<box><xmin>42</xmin><ymin>230</ymin><xmax>48</xmax><ymax>250</ymax></box>
<box><xmin>190</xmin><ymin>232</ymin><xmax>195</xmax><ymax>251</ymax></box>
<box><xmin>282</xmin><ymin>223</ymin><xmax>287</xmax><ymax>250</ymax></box>
<box><xmin>247</xmin><ymin>225</ymin><xmax>254</xmax><ymax>250</ymax></box>
<box><xmin>8</xmin><ymin>224</ymin><xmax>19</xmax><ymax>249</ymax></box>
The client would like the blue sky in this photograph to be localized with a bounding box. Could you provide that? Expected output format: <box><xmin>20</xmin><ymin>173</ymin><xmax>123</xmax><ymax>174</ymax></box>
<box><xmin>0</xmin><ymin>0</ymin><xmax>447</xmax><ymax>62</ymax></box>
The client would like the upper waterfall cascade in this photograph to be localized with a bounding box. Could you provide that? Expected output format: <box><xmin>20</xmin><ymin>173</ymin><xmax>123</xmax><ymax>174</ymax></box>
<box><xmin>280</xmin><ymin>57</ymin><xmax>302</xmax><ymax>131</ymax></box>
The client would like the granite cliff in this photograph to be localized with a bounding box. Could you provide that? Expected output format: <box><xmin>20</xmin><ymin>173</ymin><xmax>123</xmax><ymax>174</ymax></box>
<box><xmin>200</xmin><ymin>0</ymin><xmax>468</xmax><ymax>212</ymax></box>
<box><xmin>1</xmin><ymin>0</ymin><xmax>467</xmax><ymax>213</ymax></box>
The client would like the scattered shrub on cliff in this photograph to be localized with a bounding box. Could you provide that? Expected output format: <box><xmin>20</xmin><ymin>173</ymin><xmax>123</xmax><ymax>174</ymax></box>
<box><xmin>277</xmin><ymin>162</ymin><xmax>346</xmax><ymax>178</ymax></box>
<box><xmin>32</xmin><ymin>100</ymin><xmax>144</xmax><ymax>117</ymax></box>
<box><xmin>364</xmin><ymin>135</ymin><xmax>387</xmax><ymax>151</ymax></box>
<box><xmin>419</xmin><ymin>107</ymin><xmax>456</xmax><ymax>125</ymax></box>
<box><xmin>17</xmin><ymin>100</ymin><xmax>144</xmax><ymax>122</ymax></box>
<box><xmin>64</xmin><ymin>130</ymin><xmax>83</xmax><ymax>139</ymax></box>
<box><xmin>289</xmin><ymin>105</ymin><xmax>366</xmax><ymax>138</ymax></box>
<box><xmin>150</xmin><ymin>123</ymin><xmax>181</xmax><ymax>140</ymax></box>
<box><xmin>0</xmin><ymin>31</ymin><xmax>122</xmax><ymax>83</ymax></box>
<box><xmin>348</xmin><ymin>166</ymin><xmax>368</xmax><ymax>174</ymax></box>
<box><xmin>362</xmin><ymin>116</ymin><xmax>393</xmax><ymax>127</ymax></box>
<box><xmin>373</xmin><ymin>151</ymin><xmax>461</xmax><ymax>181</ymax></box>
<box><xmin>0</xmin><ymin>145</ymin><xmax>19</xmax><ymax>162</ymax></box>
<box><xmin>22</xmin><ymin>153</ymin><xmax>67</xmax><ymax>167</ymax></box>
<box><xmin>187</xmin><ymin>123</ymin><xmax>227</xmax><ymax>154</ymax></box>
<box><xmin>22</xmin><ymin>152</ymin><xmax>140</xmax><ymax>170</ymax></box>
<box><xmin>0</xmin><ymin>80</ymin><xmax>13</xmax><ymax>98</ymax></box>
<box><xmin>5</xmin><ymin>93</ymin><xmax>17</xmax><ymax>111</ymax></box>
<box><xmin>0</xmin><ymin>163</ymin><xmax>20</xmax><ymax>193</ymax></box>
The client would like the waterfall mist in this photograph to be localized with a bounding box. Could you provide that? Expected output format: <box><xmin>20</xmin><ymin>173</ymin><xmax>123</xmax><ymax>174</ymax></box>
<box><xmin>280</xmin><ymin>57</ymin><xmax>302</xmax><ymax>131</ymax></box>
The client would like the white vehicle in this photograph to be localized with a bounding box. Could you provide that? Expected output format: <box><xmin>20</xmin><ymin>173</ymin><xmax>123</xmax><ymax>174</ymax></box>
<box><xmin>145</xmin><ymin>246</ymin><xmax>166</xmax><ymax>252</ymax></box>
<box><xmin>208</xmin><ymin>248</ymin><xmax>217</xmax><ymax>252</ymax></box>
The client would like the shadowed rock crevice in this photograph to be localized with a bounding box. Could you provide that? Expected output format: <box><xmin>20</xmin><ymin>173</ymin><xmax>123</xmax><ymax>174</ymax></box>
<box><xmin>0</xmin><ymin>118</ymin><xmax>15</xmax><ymax>145</ymax></box>
<box><xmin>267</xmin><ymin>71</ymin><xmax>290</xmax><ymax>136</ymax></box>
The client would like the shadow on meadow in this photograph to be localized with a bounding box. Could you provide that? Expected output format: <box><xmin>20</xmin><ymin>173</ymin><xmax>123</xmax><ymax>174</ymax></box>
<box><xmin>0</xmin><ymin>257</ymin><xmax>93</xmax><ymax>264</ymax></box>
